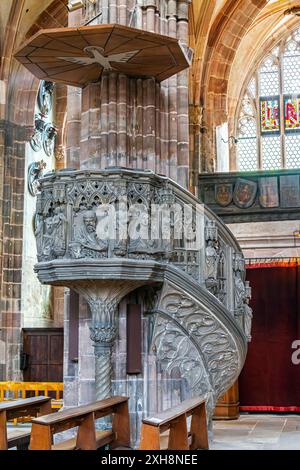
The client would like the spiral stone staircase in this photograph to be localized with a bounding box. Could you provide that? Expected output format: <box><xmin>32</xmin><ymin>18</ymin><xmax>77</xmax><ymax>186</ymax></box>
<box><xmin>34</xmin><ymin>167</ymin><xmax>251</xmax><ymax>433</ymax></box>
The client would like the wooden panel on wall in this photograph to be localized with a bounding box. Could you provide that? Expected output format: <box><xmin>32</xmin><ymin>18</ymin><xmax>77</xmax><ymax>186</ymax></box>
<box><xmin>126</xmin><ymin>304</ymin><xmax>142</xmax><ymax>375</ymax></box>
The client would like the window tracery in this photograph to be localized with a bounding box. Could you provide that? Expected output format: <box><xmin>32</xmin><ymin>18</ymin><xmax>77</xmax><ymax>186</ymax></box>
<box><xmin>237</xmin><ymin>28</ymin><xmax>300</xmax><ymax>171</ymax></box>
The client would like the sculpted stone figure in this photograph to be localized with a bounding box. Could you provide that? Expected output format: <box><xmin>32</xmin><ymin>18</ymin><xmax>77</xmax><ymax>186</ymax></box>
<box><xmin>42</xmin><ymin>216</ymin><xmax>54</xmax><ymax>260</ymax></box>
<box><xmin>52</xmin><ymin>206</ymin><xmax>66</xmax><ymax>257</ymax></box>
<box><xmin>234</xmin><ymin>270</ymin><xmax>245</xmax><ymax>315</ymax></box>
<box><xmin>74</xmin><ymin>209</ymin><xmax>108</xmax><ymax>257</ymax></box>
<box><xmin>205</xmin><ymin>239</ymin><xmax>219</xmax><ymax>291</ymax></box>
<box><xmin>128</xmin><ymin>205</ymin><xmax>156</xmax><ymax>257</ymax></box>
<box><xmin>243</xmin><ymin>297</ymin><xmax>253</xmax><ymax>342</ymax></box>
<box><xmin>34</xmin><ymin>215</ymin><xmax>44</xmax><ymax>259</ymax></box>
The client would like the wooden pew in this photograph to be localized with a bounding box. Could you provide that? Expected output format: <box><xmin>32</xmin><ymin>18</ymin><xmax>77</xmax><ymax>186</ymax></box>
<box><xmin>0</xmin><ymin>396</ymin><xmax>51</xmax><ymax>450</ymax></box>
<box><xmin>29</xmin><ymin>396</ymin><xmax>130</xmax><ymax>450</ymax></box>
<box><xmin>139</xmin><ymin>397</ymin><xmax>209</xmax><ymax>450</ymax></box>
<box><xmin>0</xmin><ymin>382</ymin><xmax>63</xmax><ymax>411</ymax></box>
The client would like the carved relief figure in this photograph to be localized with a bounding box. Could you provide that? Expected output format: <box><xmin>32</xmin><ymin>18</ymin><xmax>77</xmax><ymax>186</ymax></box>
<box><xmin>38</xmin><ymin>81</ymin><xmax>54</xmax><ymax>116</ymax></box>
<box><xmin>233</xmin><ymin>252</ymin><xmax>247</xmax><ymax>325</ymax></box>
<box><xmin>34</xmin><ymin>215</ymin><xmax>44</xmax><ymax>259</ymax></box>
<box><xmin>128</xmin><ymin>205</ymin><xmax>155</xmax><ymax>257</ymax></box>
<box><xmin>205</xmin><ymin>239</ymin><xmax>219</xmax><ymax>288</ymax></box>
<box><xmin>43</xmin><ymin>123</ymin><xmax>57</xmax><ymax>157</ymax></box>
<box><xmin>74</xmin><ymin>209</ymin><xmax>108</xmax><ymax>257</ymax></box>
<box><xmin>30</xmin><ymin>114</ymin><xmax>45</xmax><ymax>152</ymax></box>
<box><xmin>52</xmin><ymin>206</ymin><xmax>67</xmax><ymax>257</ymax></box>
<box><xmin>41</xmin><ymin>216</ymin><xmax>54</xmax><ymax>260</ymax></box>
<box><xmin>234</xmin><ymin>271</ymin><xmax>245</xmax><ymax>315</ymax></box>
<box><xmin>243</xmin><ymin>297</ymin><xmax>253</xmax><ymax>342</ymax></box>
<box><xmin>28</xmin><ymin>160</ymin><xmax>47</xmax><ymax>197</ymax></box>
<box><xmin>205</xmin><ymin>220</ymin><xmax>221</xmax><ymax>294</ymax></box>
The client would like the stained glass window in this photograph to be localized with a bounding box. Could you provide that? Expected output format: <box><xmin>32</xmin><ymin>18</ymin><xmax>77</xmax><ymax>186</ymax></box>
<box><xmin>284</xmin><ymin>96</ymin><xmax>300</xmax><ymax>131</ymax></box>
<box><xmin>237</xmin><ymin>27</ymin><xmax>300</xmax><ymax>171</ymax></box>
<box><xmin>260</xmin><ymin>98</ymin><xmax>280</xmax><ymax>134</ymax></box>
<box><xmin>237</xmin><ymin>94</ymin><xmax>258</xmax><ymax>171</ymax></box>
<box><xmin>261</xmin><ymin>136</ymin><xmax>281</xmax><ymax>170</ymax></box>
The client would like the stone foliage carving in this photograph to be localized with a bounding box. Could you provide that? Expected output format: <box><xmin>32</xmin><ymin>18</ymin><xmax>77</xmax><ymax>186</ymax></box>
<box><xmin>152</xmin><ymin>281</ymin><xmax>242</xmax><ymax>419</ymax></box>
<box><xmin>157</xmin><ymin>282</ymin><xmax>240</xmax><ymax>397</ymax></box>
<box><xmin>89</xmin><ymin>297</ymin><xmax>118</xmax><ymax>400</ymax></box>
<box><xmin>152</xmin><ymin>314</ymin><xmax>214</xmax><ymax>418</ymax></box>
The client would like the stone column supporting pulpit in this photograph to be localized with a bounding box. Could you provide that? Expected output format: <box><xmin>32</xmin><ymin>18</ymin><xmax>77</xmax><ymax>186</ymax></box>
<box><xmin>89</xmin><ymin>298</ymin><xmax>118</xmax><ymax>400</ymax></box>
<box><xmin>68</xmin><ymin>280</ymin><xmax>143</xmax><ymax>400</ymax></box>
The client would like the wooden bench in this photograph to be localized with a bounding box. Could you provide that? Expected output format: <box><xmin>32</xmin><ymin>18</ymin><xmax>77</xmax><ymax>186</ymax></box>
<box><xmin>0</xmin><ymin>396</ymin><xmax>51</xmax><ymax>450</ymax></box>
<box><xmin>29</xmin><ymin>396</ymin><xmax>130</xmax><ymax>450</ymax></box>
<box><xmin>139</xmin><ymin>397</ymin><xmax>209</xmax><ymax>450</ymax></box>
<box><xmin>0</xmin><ymin>382</ymin><xmax>63</xmax><ymax>411</ymax></box>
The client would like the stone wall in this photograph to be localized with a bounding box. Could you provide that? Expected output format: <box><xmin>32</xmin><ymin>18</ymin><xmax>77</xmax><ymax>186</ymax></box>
<box><xmin>228</xmin><ymin>220</ymin><xmax>300</xmax><ymax>260</ymax></box>
<box><xmin>21</xmin><ymin>99</ymin><xmax>55</xmax><ymax>328</ymax></box>
<box><xmin>0</xmin><ymin>122</ymin><xmax>27</xmax><ymax>380</ymax></box>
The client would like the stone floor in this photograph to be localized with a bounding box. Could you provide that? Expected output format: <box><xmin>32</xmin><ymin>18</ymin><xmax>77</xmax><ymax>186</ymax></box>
<box><xmin>211</xmin><ymin>414</ymin><xmax>300</xmax><ymax>450</ymax></box>
<box><xmin>7</xmin><ymin>414</ymin><xmax>300</xmax><ymax>450</ymax></box>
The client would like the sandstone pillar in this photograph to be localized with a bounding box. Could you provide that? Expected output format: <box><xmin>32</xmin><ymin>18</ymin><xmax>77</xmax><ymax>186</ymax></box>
<box><xmin>74</xmin><ymin>0</ymin><xmax>191</xmax><ymax>188</ymax></box>
<box><xmin>70</xmin><ymin>280</ymin><xmax>143</xmax><ymax>402</ymax></box>
<box><xmin>89</xmin><ymin>298</ymin><xmax>118</xmax><ymax>399</ymax></box>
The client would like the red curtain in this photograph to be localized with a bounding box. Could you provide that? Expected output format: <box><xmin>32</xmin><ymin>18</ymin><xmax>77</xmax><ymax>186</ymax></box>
<box><xmin>239</xmin><ymin>265</ymin><xmax>300</xmax><ymax>412</ymax></box>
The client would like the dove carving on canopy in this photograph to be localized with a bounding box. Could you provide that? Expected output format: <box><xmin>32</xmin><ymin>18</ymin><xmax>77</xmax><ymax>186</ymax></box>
<box><xmin>59</xmin><ymin>46</ymin><xmax>140</xmax><ymax>70</ymax></box>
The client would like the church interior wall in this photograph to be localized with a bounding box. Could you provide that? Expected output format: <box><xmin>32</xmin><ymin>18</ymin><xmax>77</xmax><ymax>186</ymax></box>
<box><xmin>228</xmin><ymin>220</ymin><xmax>300</xmax><ymax>260</ymax></box>
<box><xmin>0</xmin><ymin>1</ymin><xmax>299</xmax><ymax>444</ymax></box>
<box><xmin>21</xmin><ymin>97</ymin><xmax>56</xmax><ymax>328</ymax></box>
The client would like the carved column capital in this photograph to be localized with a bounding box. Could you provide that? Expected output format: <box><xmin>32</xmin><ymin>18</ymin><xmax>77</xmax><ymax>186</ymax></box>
<box><xmin>89</xmin><ymin>297</ymin><xmax>118</xmax><ymax>353</ymax></box>
<box><xmin>90</xmin><ymin>325</ymin><xmax>117</xmax><ymax>347</ymax></box>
